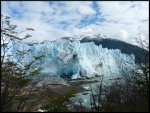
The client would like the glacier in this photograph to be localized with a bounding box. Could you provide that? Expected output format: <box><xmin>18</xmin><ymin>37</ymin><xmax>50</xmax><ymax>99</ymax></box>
<box><xmin>1</xmin><ymin>37</ymin><xmax>135</xmax><ymax>79</ymax></box>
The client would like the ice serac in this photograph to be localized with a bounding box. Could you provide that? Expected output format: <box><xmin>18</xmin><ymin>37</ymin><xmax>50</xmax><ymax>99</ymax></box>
<box><xmin>2</xmin><ymin>37</ymin><xmax>135</xmax><ymax>79</ymax></box>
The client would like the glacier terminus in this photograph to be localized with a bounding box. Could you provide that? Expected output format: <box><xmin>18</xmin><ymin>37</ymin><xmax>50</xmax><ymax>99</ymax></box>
<box><xmin>2</xmin><ymin>34</ymin><xmax>136</xmax><ymax>79</ymax></box>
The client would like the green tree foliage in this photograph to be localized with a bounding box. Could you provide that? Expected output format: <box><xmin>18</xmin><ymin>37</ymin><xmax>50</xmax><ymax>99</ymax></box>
<box><xmin>40</xmin><ymin>90</ymin><xmax>77</xmax><ymax>112</ymax></box>
<box><xmin>1</xmin><ymin>15</ymin><xmax>45</xmax><ymax>112</ymax></box>
<box><xmin>101</xmin><ymin>79</ymin><xmax>148</xmax><ymax>112</ymax></box>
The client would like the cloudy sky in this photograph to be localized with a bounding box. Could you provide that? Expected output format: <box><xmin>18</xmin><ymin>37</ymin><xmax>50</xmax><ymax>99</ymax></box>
<box><xmin>1</xmin><ymin>1</ymin><xmax>149</xmax><ymax>44</ymax></box>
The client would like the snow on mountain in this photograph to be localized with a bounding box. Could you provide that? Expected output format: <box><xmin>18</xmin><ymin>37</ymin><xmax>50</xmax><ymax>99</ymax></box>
<box><xmin>2</xmin><ymin>34</ymin><xmax>136</xmax><ymax>79</ymax></box>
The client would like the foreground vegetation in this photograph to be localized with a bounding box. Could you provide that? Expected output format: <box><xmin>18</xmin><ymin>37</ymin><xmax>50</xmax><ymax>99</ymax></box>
<box><xmin>1</xmin><ymin>15</ymin><xmax>149</xmax><ymax>112</ymax></box>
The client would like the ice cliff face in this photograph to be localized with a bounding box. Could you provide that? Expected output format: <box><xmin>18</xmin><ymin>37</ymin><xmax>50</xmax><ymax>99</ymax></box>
<box><xmin>2</xmin><ymin>35</ymin><xmax>135</xmax><ymax>79</ymax></box>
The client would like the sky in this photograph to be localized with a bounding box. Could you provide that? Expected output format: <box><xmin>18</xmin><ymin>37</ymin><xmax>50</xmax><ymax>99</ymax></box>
<box><xmin>1</xmin><ymin>1</ymin><xmax>149</xmax><ymax>45</ymax></box>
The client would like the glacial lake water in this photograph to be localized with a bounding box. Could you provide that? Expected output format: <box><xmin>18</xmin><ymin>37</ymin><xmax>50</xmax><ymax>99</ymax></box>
<box><xmin>69</xmin><ymin>74</ymin><xmax>123</xmax><ymax>108</ymax></box>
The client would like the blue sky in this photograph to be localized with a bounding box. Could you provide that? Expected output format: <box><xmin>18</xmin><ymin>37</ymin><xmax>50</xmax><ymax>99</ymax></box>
<box><xmin>1</xmin><ymin>1</ymin><xmax>149</xmax><ymax>44</ymax></box>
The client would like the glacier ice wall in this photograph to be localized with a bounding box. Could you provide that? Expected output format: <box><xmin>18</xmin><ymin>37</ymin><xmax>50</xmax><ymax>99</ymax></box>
<box><xmin>1</xmin><ymin>39</ymin><xmax>135</xmax><ymax>79</ymax></box>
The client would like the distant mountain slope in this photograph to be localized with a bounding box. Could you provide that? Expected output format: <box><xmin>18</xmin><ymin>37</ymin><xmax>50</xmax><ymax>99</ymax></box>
<box><xmin>80</xmin><ymin>37</ymin><xmax>149</xmax><ymax>64</ymax></box>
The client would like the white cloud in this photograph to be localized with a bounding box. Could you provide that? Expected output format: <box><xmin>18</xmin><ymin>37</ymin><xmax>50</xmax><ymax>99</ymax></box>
<box><xmin>22</xmin><ymin>2</ymin><xmax>54</xmax><ymax>13</ymax></box>
<box><xmin>96</xmin><ymin>1</ymin><xmax>149</xmax><ymax>43</ymax></box>
<box><xmin>97</xmin><ymin>1</ymin><xmax>148</xmax><ymax>23</ymax></box>
<box><xmin>8</xmin><ymin>1</ymin><xmax>22</xmax><ymax>9</ymax></box>
<box><xmin>77</xmin><ymin>4</ymin><xmax>96</xmax><ymax>15</ymax></box>
<box><xmin>1</xmin><ymin>1</ymin><xmax>149</xmax><ymax>45</ymax></box>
